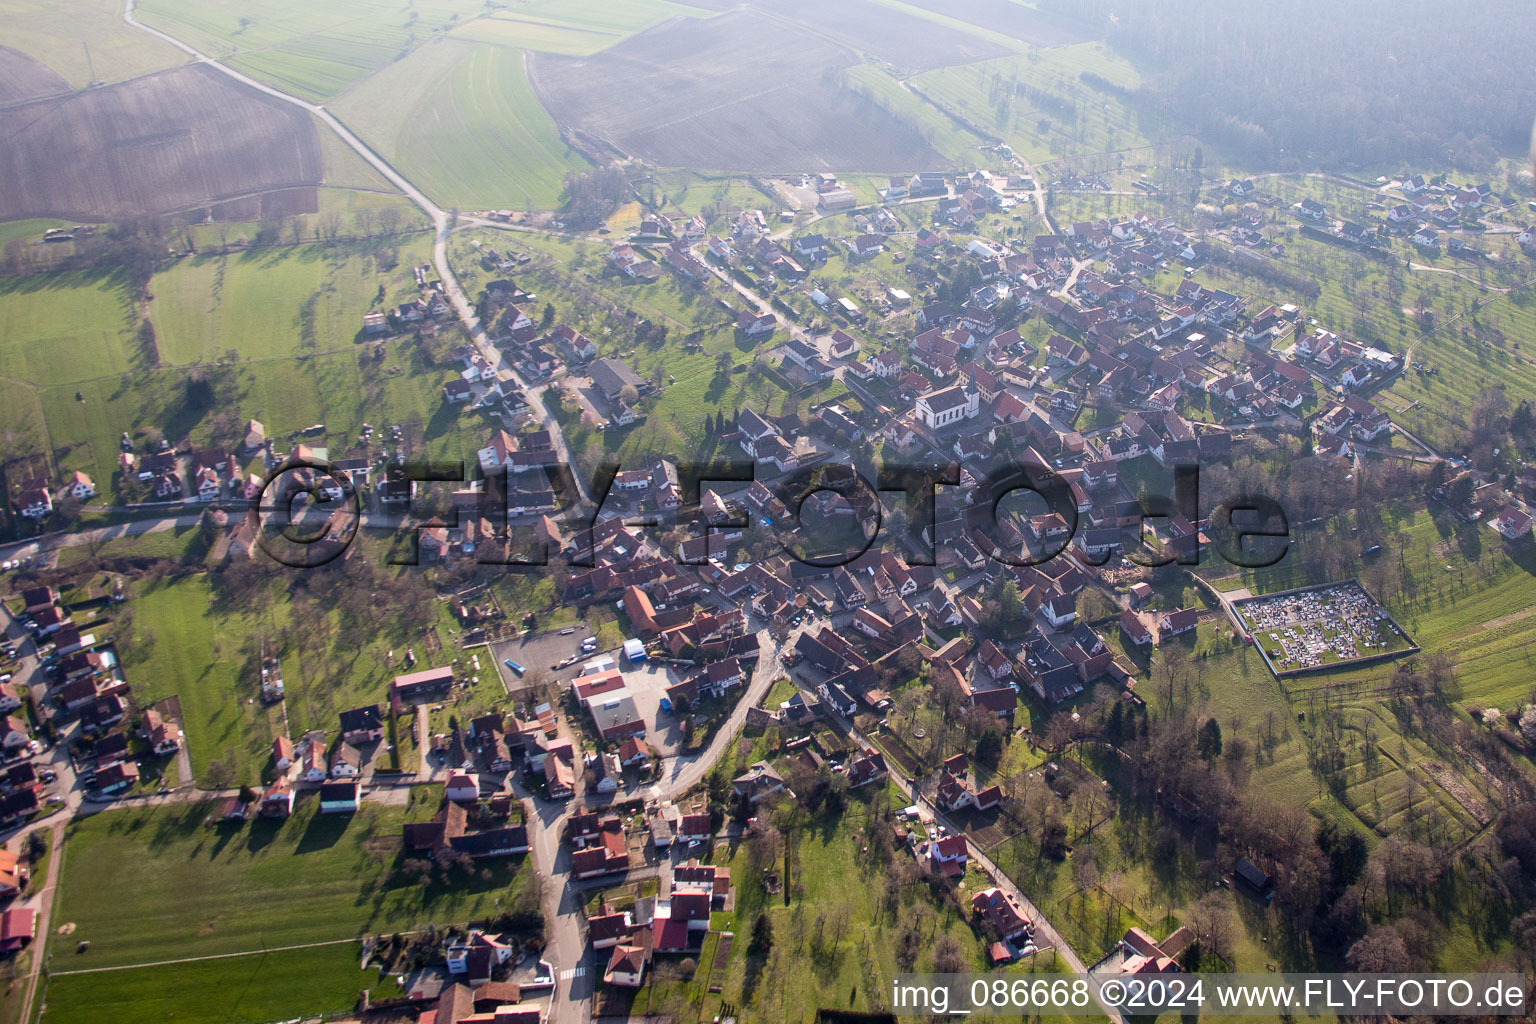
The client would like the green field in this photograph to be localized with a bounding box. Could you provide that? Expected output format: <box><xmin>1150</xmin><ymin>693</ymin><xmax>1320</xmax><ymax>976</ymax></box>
<box><xmin>116</xmin><ymin>570</ymin><xmax>447</xmax><ymax>785</ymax></box>
<box><xmin>451</xmin><ymin>0</ymin><xmax>709</xmax><ymax>55</ymax></box>
<box><xmin>48</xmin><ymin>796</ymin><xmax>530</xmax><ymax>967</ymax></box>
<box><xmin>41</xmin><ymin>943</ymin><xmax>370</xmax><ymax>1024</ymax></box>
<box><xmin>0</xmin><ymin>0</ymin><xmax>185</xmax><ymax>88</ymax></box>
<box><xmin>149</xmin><ymin>240</ymin><xmax>431</xmax><ymax>365</ymax></box>
<box><xmin>911</xmin><ymin>43</ymin><xmax>1151</xmax><ymax>166</ymax></box>
<box><xmin>843</xmin><ymin>64</ymin><xmax>988</xmax><ymax>168</ymax></box>
<box><xmin>333</xmin><ymin>39</ymin><xmax>589</xmax><ymax>211</ymax></box>
<box><xmin>0</xmin><ymin>379</ymin><xmax>47</xmax><ymax>465</ymax></box>
<box><xmin>133</xmin><ymin>0</ymin><xmax>488</xmax><ymax>102</ymax></box>
<box><xmin>0</xmin><ymin>231</ymin><xmax>492</xmax><ymax>491</ymax></box>
<box><xmin>0</xmin><ymin>269</ymin><xmax>139</xmax><ymax>388</ymax></box>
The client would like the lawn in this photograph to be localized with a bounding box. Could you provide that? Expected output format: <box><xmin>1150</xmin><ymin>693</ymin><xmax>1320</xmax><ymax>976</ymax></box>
<box><xmin>48</xmin><ymin>796</ymin><xmax>530</xmax><ymax>968</ymax></box>
<box><xmin>40</xmin><ymin>943</ymin><xmax>370</xmax><ymax>1024</ymax></box>
<box><xmin>332</xmin><ymin>39</ymin><xmax>589</xmax><ymax>212</ymax></box>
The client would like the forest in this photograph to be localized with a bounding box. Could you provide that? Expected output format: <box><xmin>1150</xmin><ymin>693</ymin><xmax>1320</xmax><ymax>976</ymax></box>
<box><xmin>1042</xmin><ymin>0</ymin><xmax>1536</xmax><ymax>170</ymax></box>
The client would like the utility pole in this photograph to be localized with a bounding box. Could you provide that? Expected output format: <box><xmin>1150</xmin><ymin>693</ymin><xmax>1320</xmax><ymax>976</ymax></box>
<box><xmin>82</xmin><ymin>41</ymin><xmax>98</xmax><ymax>87</ymax></box>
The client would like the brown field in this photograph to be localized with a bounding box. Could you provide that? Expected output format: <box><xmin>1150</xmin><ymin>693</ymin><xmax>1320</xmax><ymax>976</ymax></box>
<box><xmin>899</xmin><ymin>0</ymin><xmax>1086</xmax><ymax>48</ymax></box>
<box><xmin>531</xmin><ymin>9</ymin><xmax>952</xmax><ymax>172</ymax></box>
<box><xmin>0</xmin><ymin>44</ymin><xmax>68</xmax><ymax>104</ymax></box>
<box><xmin>0</xmin><ymin>63</ymin><xmax>322</xmax><ymax>222</ymax></box>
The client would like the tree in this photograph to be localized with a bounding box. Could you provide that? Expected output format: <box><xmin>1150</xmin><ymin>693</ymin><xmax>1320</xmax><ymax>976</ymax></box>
<box><xmin>975</xmin><ymin>727</ymin><xmax>1003</xmax><ymax>767</ymax></box>
<box><xmin>1197</xmin><ymin>717</ymin><xmax>1223</xmax><ymax>761</ymax></box>
<box><xmin>747</xmin><ymin>823</ymin><xmax>783</xmax><ymax>876</ymax></box>
<box><xmin>540</xmin><ymin>303</ymin><xmax>556</xmax><ymax>330</ymax></box>
<box><xmin>1188</xmin><ymin>891</ymin><xmax>1235</xmax><ymax>963</ymax></box>
<box><xmin>1316</xmin><ymin>819</ymin><xmax>1368</xmax><ymax>891</ymax></box>
<box><xmin>562</xmin><ymin>163</ymin><xmax>630</xmax><ymax>228</ymax></box>
<box><xmin>1346</xmin><ymin>925</ymin><xmax>1410</xmax><ymax>972</ymax></box>
<box><xmin>1077</xmin><ymin>588</ymin><xmax>1116</xmax><ymax>622</ymax></box>
<box><xmin>619</xmin><ymin>384</ymin><xmax>640</xmax><ymax>406</ymax></box>
<box><xmin>932</xmin><ymin>934</ymin><xmax>965</xmax><ymax>973</ymax></box>
<box><xmin>749</xmin><ymin>911</ymin><xmax>773</xmax><ymax>956</ymax></box>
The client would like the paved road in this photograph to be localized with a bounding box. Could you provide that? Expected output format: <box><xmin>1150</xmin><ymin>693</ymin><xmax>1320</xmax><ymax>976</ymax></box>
<box><xmin>122</xmin><ymin>0</ymin><xmax>588</xmax><ymax>511</ymax></box>
<box><xmin>0</xmin><ymin>601</ymin><xmax>84</xmax><ymax>1024</ymax></box>
<box><xmin>114</xmin><ymin>7</ymin><xmax>599</xmax><ymax>1018</ymax></box>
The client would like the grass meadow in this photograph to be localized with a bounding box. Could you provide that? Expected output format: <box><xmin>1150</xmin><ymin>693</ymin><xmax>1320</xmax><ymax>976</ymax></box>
<box><xmin>117</xmin><ymin>571</ymin><xmax>448</xmax><ymax>786</ymax></box>
<box><xmin>133</xmin><ymin>0</ymin><xmax>487</xmax><ymax>101</ymax></box>
<box><xmin>48</xmin><ymin>796</ymin><xmax>527</xmax><ymax>967</ymax></box>
<box><xmin>148</xmin><ymin>239</ymin><xmax>432</xmax><ymax>364</ymax></box>
<box><xmin>0</xmin><ymin>0</ymin><xmax>184</xmax><ymax>88</ymax></box>
<box><xmin>0</xmin><ymin>231</ymin><xmax>494</xmax><ymax>491</ymax></box>
<box><xmin>911</xmin><ymin>43</ymin><xmax>1152</xmax><ymax>166</ymax></box>
<box><xmin>41</xmin><ymin>944</ymin><xmax>369</xmax><ymax>1024</ymax></box>
<box><xmin>332</xmin><ymin>39</ymin><xmax>589</xmax><ymax>211</ymax></box>
<box><xmin>450</xmin><ymin>0</ymin><xmax>709</xmax><ymax>55</ymax></box>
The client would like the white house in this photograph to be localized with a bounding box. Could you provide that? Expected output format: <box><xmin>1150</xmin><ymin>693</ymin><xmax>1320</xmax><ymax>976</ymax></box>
<box><xmin>63</xmin><ymin>472</ymin><xmax>96</xmax><ymax>501</ymax></box>
<box><xmin>915</xmin><ymin>380</ymin><xmax>980</xmax><ymax>431</ymax></box>
<box><xmin>445</xmin><ymin>770</ymin><xmax>479</xmax><ymax>803</ymax></box>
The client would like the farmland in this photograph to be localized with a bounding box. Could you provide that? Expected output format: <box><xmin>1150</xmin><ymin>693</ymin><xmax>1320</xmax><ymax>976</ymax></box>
<box><xmin>132</xmin><ymin>0</ymin><xmax>488</xmax><ymax>102</ymax></box>
<box><xmin>0</xmin><ymin>64</ymin><xmax>322</xmax><ymax>223</ymax></box>
<box><xmin>0</xmin><ymin>0</ymin><xmax>184</xmax><ymax>88</ymax></box>
<box><xmin>843</xmin><ymin>64</ymin><xmax>990</xmax><ymax>169</ymax></box>
<box><xmin>530</xmin><ymin>9</ymin><xmax>952</xmax><ymax>173</ymax></box>
<box><xmin>332</xmin><ymin>39</ymin><xmax>588</xmax><ymax>212</ymax></box>
<box><xmin>0</xmin><ymin>43</ymin><xmax>65</xmax><ymax>103</ymax></box>
<box><xmin>725</xmin><ymin>0</ymin><xmax>1009</xmax><ymax>75</ymax></box>
<box><xmin>897</xmin><ymin>0</ymin><xmax>1088</xmax><ymax>48</ymax></box>
<box><xmin>450</xmin><ymin>0</ymin><xmax>712</xmax><ymax>55</ymax></box>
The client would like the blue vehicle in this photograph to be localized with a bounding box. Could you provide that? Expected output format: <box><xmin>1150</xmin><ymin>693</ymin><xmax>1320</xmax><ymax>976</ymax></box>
<box><xmin>504</xmin><ymin>658</ymin><xmax>526</xmax><ymax>677</ymax></box>
<box><xmin>659</xmin><ymin>697</ymin><xmax>673</xmax><ymax>714</ymax></box>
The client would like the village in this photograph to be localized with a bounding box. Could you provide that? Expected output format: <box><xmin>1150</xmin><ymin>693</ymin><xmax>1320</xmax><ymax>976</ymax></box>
<box><xmin>2</xmin><ymin>158</ymin><xmax>1536</xmax><ymax>1024</ymax></box>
